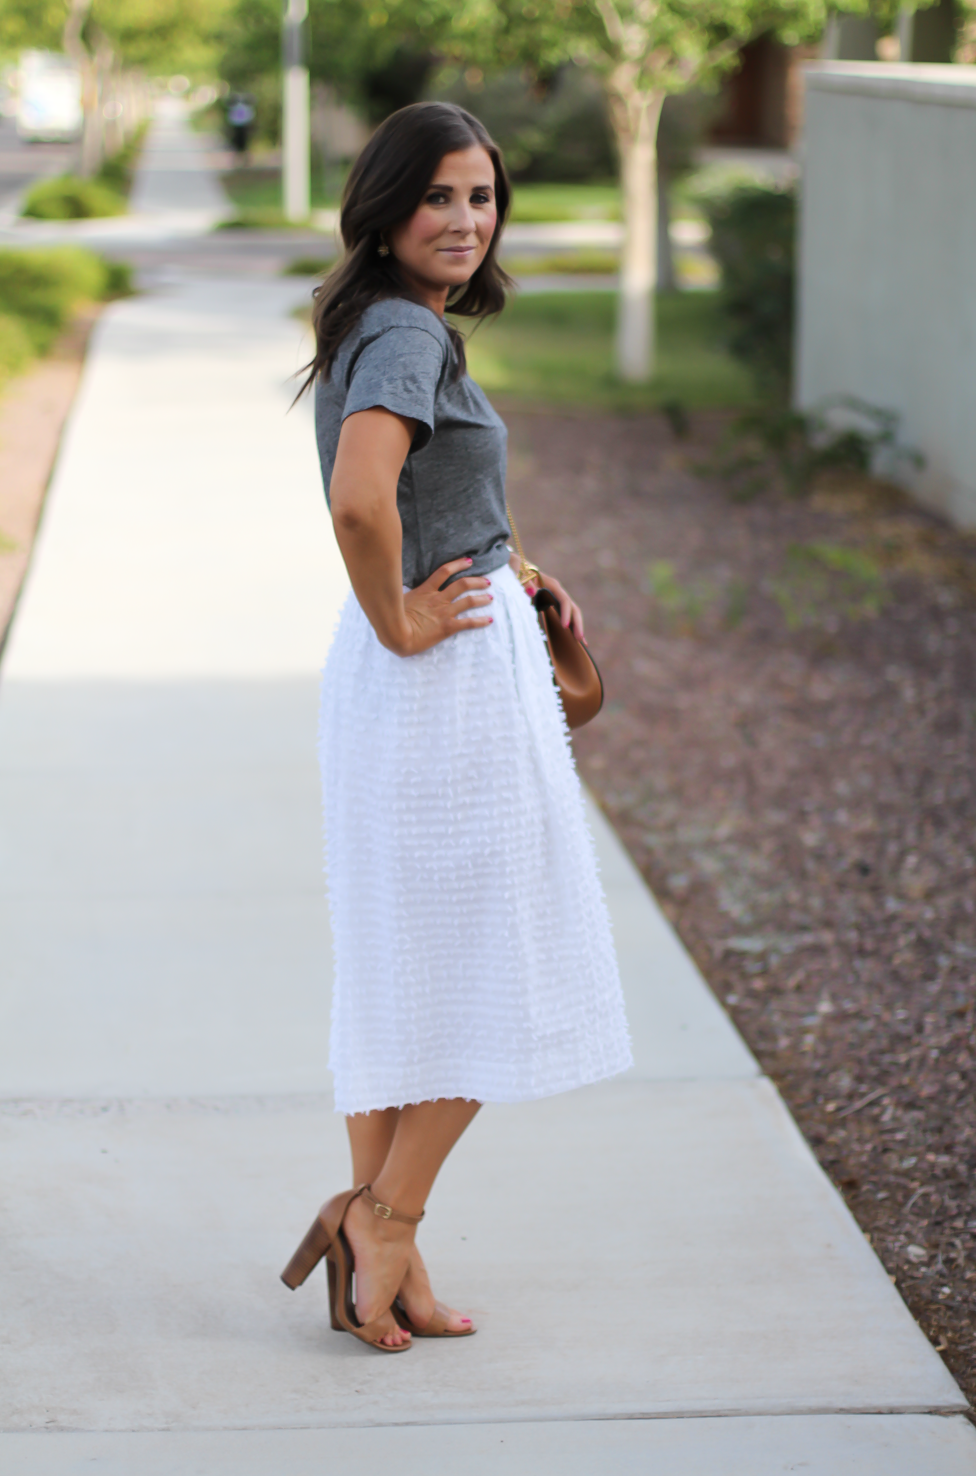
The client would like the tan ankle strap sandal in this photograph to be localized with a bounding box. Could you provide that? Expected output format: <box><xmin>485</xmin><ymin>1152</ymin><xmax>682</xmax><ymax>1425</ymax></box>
<box><xmin>280</xmin><ymin>1185</ymin><xmax>424</xmax><ymax>1354</ymax></box>
<box><xmin>359</xmin><ymin>1184</ymin><xmax>425</xmax><ymax>1225</ymax></box>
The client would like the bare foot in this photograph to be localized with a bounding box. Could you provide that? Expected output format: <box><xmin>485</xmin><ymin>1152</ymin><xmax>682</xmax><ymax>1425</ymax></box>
<box><xmin>397</xmin><ymin>1244</ymin><xmax>475</xmax><ymax>1334</ymax></box>
<box><xmin>342</xmin><ymin>1193</ymin><xmax>414</xmax><ymax>1349</ymax></box>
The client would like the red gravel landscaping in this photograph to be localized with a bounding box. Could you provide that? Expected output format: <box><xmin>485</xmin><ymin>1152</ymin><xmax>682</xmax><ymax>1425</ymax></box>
<box><xmin>503</xmin><ymin>404</ymin><xmax>976</xmax><ymax>1406</ymax></box>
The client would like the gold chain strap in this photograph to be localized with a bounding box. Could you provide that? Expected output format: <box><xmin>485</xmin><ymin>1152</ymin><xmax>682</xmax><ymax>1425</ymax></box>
<box><xmin>506</xmin><ymin>500</ymin><xmax>541</xmax><ymax>589</ymax></box>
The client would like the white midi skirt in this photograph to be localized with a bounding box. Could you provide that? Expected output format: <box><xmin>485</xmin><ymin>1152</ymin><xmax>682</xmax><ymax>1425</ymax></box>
<box><xmin>318</xmin><ymin>563</ymin><xmax>632</xmax><ymax>1115</ymax></box>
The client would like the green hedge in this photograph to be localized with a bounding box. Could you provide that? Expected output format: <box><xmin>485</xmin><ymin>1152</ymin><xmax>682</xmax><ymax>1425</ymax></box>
<box><xmin>0</xmin><ymin>247</ymin><xmax>134</xmax><ymax>386</ymax></box>
<box><xmin>0</xmin><ymin>313</ymin><xmax>35</xmax><ymax>383</ymax></box>
<box><xmin>22</xmin><ymin>175</ymin><xmax>127</xmax><ymax>220</ymax></box>
<box><xmin>705</xmin><ymin>185</ymin><xmax>796</xmax><ymax>400</ymax></box>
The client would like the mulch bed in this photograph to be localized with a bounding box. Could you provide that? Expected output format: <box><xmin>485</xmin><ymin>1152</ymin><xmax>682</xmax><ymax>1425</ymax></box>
<box><xmin>0</xmin><ymin>308</ymin><xmax>100</xmax><ymax>651</ymax></box>
<box><xmin>503</xmin><ymin>403</ymin><xmax>976</xmax><ymax>1407</ymax></box>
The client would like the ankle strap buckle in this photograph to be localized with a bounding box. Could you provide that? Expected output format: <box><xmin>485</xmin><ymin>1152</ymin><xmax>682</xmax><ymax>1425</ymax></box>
<box><xmin>359</xmin><ymin>1184</ymin><xmax>425</xmax><ymax>1225</ymax></box>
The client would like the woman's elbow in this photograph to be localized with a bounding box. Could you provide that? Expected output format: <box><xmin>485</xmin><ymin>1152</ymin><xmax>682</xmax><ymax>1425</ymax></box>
<box><xmin>330</xmin><ymin>484</ymin><xmax>380</xmax><ymax>537</ymax></box>
<box><xmin>331</xmin><ymin>498</ymin><xmax>367</xmax><ymax>535</ymax></box>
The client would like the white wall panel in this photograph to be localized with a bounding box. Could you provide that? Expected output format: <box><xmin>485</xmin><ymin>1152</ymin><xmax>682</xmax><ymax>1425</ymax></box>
<box><xmin>796</xmin><ymin>63</ymin><xmax>976</xmax><ymax>527</ymax></box>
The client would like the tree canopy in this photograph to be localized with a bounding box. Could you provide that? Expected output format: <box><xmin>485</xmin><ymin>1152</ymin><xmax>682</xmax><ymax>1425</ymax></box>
<box><xmin>0</xmin><ymin>0</ymin><xmax>232</xmax><ymax>75</ymax></box>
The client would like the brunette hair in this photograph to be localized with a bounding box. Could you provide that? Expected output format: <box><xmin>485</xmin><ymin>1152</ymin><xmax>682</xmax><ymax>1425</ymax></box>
<box><xmin>296</xmin><ymin>101</ymin><xmax>512</xmax><ymax>397</ymax></box>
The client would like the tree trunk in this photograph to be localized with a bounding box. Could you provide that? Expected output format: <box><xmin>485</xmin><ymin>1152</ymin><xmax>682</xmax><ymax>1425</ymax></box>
<box><xmin>609</xmin><ymin>88</ymin><xmax>664</xmax><ymax>383</ymax></box>
<box><xmin>657</xmin><ymin>164</ymin><xmax>674</xmax><ymax>293</ymax></box>
<box><xmin>63</xmin><ymin>0</ymin><xmax>102</xmax><ymax>177</ymax></box>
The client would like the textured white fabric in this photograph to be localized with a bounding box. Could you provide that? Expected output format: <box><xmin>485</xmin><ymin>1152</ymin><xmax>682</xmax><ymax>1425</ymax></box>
<box><xmin>318</xmin><ymin>564</ymin><xmax>633</xmax><ymax>1115</ymax></box>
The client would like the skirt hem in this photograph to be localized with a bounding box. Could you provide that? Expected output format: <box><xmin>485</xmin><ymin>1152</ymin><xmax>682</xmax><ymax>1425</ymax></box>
<box><xmin>333</xmin><ymin>1054</ymin><xmax>634</xmax><ymax>1116</ymax></box>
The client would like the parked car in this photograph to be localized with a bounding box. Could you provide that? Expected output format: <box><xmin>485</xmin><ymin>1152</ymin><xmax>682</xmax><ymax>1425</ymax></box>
<box><xmin>16</xmin><ymin>51</ymin><xmax>82</xmax><ymax>143</ymax></box>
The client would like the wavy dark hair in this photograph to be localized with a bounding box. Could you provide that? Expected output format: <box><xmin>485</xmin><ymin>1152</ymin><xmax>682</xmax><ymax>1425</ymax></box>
<box><xmin>296</xmin><ymin>102</ymin><xmax>513</xmax><ymax>398</ymax></box>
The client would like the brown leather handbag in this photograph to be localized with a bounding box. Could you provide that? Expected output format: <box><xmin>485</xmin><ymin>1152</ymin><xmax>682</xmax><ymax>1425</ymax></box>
<box><xmin>507</xmin><ymin>503</ymin><xmax>604</xmax><ymax>730</ymax></box>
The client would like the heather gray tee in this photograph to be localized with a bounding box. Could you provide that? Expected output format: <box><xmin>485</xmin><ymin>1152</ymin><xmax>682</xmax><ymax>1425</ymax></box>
<box><xmin>314</xmin><ymin>297</ymin><xmax>511</xmax><ymax>589</ymax></box>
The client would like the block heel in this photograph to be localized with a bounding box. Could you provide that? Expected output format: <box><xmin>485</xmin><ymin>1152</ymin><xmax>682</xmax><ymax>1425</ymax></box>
<box><xmin>280</xmin><ymin>1211</ymin><xmax>332</xmax><ymax>1290</ymax></box>
<box><xmin>326</xmin><ymin>1255</ymin><xmax>341</xmax><ymax>1331</ymax></box>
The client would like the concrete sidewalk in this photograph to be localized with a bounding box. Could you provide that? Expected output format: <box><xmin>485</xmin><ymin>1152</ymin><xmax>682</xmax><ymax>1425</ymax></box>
<box><xmin>0</xmin><ymin>106</ymin><xmax>973</xmax><ymax>1474</ymax></box>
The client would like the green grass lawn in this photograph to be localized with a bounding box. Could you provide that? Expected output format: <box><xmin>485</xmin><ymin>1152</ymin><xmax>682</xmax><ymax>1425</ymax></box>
<box><xmin>219</xmin><ymin>167</ymin><xmax>339</xmax><ymax>226</ymax></box>
<box><xmin>457</xmin><ymin>290</ymin><xmax>754</xmax><ymax>413</ymax></box>
<box><xmin>507</xmin><ymin>181</ymin><xmax>621</xmax><ymax>222</ymax></box>
<box><xmin>222</xmin><ymin>173</ymin><xmax>623</xmax><ymax>224</ymax></box>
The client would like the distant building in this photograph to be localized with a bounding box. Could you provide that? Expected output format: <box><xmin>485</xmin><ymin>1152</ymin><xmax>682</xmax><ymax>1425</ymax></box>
<box><xmin>708</xmin><ymin>3</ymin><xmax>961</xmax><ymax>150</ymax></box>
<box><xmin>708</xmin><ymin>35</ymin><xmax>816</xmax><ymax>148</ymax></box>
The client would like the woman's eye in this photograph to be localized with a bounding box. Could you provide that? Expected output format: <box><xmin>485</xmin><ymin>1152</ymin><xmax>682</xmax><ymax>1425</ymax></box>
<box><xmin>472</xmin><ymin>193</ymin><xmax>492</xmax><ymax>205</ymax></box>
<box><xmin>426</xmin><ymin>191</ymin><xmax>448</xmax><ymax>205</ymax></box>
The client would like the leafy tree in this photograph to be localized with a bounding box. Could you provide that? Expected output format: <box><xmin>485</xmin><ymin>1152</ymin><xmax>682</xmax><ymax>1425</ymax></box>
<box><xmin>3</xmin><ymin>0</ymin><xmax>231</xmax><ymax>171</ymax></box>
<box><xmin>0</xmin><ymin>1</ymin><xmax>65</xmax><ymax>60</ymax></box>
<box><xmin>413</xmin><ymin>0</ymin><xmax>832</xmax><ymax>382</ymax></box>
<box><xmin>216</xmin><ymin>0</ymin><xmax>435</xmax><ymax>135</ymax></box>
<box><xmin>1</xmin><ymin>0</ymin><xmax>229</xmax><ymax>71</ymax></box>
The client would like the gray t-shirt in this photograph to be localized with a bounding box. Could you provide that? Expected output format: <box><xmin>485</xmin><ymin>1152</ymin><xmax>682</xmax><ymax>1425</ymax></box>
<box><xmin>314</xmin><ymin>298</ymin><xmax>511</xmax><ymax>589</ymax></box>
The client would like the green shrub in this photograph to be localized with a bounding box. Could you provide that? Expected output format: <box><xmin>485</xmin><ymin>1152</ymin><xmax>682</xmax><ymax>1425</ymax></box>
<box><xmin>22</xmin><ymin>175</ymin><xmax>127</xmax><ymax>220</ymax></box>
<box><xmin>0</xmin><ymin>247</ymin><xmax>121</xmax><ymax>353</ymax></box>
<box><xmin>0</xmin><ymin>312</ymin><xmax>35</xmax><ymax>384</ymax></box>
<box><xmin>705</xmin><ymin>185</ymin><xmax>796</xmax><ymax>399</ymax></box>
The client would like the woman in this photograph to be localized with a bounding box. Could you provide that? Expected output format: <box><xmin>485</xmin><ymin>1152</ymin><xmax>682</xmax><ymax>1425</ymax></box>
<box><xmin>282</xmin><ymin>102</ymin><xmax>632</xmax><ymax>1352</ymax></box>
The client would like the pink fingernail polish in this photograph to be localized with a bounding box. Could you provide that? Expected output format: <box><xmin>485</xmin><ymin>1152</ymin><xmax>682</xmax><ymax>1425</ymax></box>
<box><xmin>462</xmin><ymin>1317</ymin><xmax>471</xmax><ymax>1324</ymax></box>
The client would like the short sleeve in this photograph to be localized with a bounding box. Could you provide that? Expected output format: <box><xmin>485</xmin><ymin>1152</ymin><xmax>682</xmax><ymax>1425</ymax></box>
<box><xmin>342</xmin><ymin>325</ymin><xmax>445</xmax><ymax>452</ymax></box>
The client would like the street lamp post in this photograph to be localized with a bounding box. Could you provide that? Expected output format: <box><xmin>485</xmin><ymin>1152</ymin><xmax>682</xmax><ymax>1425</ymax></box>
<box><xmin>282</xmin><ymin>0</ymin><xmax>310</xmax><ymax>222</ymax></box>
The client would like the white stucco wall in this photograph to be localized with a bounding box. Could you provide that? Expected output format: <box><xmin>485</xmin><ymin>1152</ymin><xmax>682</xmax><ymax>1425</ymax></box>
<box><xmin>796</xmin><ymin>63</ymin><xmax>976</xmax><ymax>528</ymax></box>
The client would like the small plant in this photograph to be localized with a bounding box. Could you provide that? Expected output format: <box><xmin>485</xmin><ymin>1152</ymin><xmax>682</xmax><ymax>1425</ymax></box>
<box><xmin>723</xmin><ymin>576</ymin><xmax>750</xmax><ymax>630</ymax></box>
<box><xmin>660</xmin><ymin>398</ymin><xmax>690</xmax><ymax>440</ymax></box>
<box><xmin>711</xmin><ymin>396</ymin><xmax>923</xmax><ymax>501</ymax></box>
<box><xmin>100</xmin><ymin>259</ymin><xmax>135</xmax><ymax>298</ymax></box>
<box><xmin>647</xmin><ymin>560</ymin><xmax>718</xmax><ymax>632</ymax></box>
<box><xmin>771</xmin><ymin>542</ymin><xmax>888</xmax><ymax>630</ymax></box>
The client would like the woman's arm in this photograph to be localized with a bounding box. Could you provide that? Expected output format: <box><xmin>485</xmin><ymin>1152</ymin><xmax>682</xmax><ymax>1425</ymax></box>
<box><xmin>330</xmin><ymin>407</ymin><xmax>493</xmax><ymax>656</ymax></box>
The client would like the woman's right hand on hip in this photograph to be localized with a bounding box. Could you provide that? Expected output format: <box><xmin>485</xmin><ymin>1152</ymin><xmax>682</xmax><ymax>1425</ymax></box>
<box><xmin>397</xmin><ymin>558</ymin><xmax>493</xmax><ymax>655</ymax></box>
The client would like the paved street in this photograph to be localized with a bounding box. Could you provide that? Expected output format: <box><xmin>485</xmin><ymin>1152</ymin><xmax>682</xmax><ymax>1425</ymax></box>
<box><xmin>0</xmin><ymin>105</ymin><xmax>973</xmax><ymax>1474</ymax></box>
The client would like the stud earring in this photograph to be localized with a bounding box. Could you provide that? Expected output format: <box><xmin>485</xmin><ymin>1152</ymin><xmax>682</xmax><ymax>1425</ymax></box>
<box><xmin>377</xmin><ymin>239</ymin><xmax>390</xmax><ymax>257</ymax></box>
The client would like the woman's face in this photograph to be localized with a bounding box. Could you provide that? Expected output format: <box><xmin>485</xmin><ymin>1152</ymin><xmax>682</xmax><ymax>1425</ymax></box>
<box><xmin>388</xmin><ymin>146</ymin><xmax>498</xmax><ymax>304</ymax></box>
